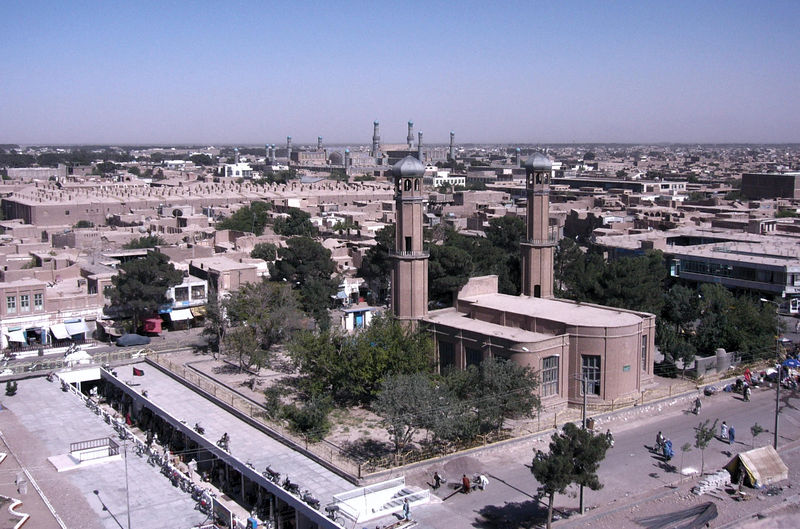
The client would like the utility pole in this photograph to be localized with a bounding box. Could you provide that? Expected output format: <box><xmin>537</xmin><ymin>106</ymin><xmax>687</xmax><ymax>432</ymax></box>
<box><xmin>124</xmin><ymin>437</ymin><xmax>131</xmax><ymax>529</ymax></box>
<box><xmin>579</xmin><ymin>376</ymin><xmax>588</xmax><ymax>515</ymax></box>
<box><xmin>760</xmin><ymin>298</ymin><xmax>782</xmax><ymax>450</ymax></box>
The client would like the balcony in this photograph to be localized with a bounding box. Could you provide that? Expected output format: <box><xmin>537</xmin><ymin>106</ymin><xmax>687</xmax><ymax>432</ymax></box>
<box><xmin>389</xmin><ymin>250</ymin><xmax>430</xmax><ymax>259</ymax></box>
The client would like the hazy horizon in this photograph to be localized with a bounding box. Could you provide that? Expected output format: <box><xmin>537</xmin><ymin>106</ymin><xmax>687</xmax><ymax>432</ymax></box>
<box><xmin>2</xmin><ymin>1</ymin><xmax>799</xmax><ymax>145</ymax></box>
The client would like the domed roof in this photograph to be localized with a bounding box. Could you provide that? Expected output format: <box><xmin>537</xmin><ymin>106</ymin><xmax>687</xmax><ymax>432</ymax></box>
<box><xmin>525</xmin><ymin>153</ymin><xmax>552</xmax><ymax>171</ymax></box>
<box><xmin>392</xmin><ymin>155</ymin><xmax>425</xmax><ymax>177</ymax></box>
<box><xmin>328</xmin><ymin>151</ymin><xmax>344</xmax><ymax>164</ymax></box>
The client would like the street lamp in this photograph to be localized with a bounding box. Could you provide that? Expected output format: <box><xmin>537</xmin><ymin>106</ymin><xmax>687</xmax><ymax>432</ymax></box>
<box><xmin>93</xmin><ymin>490</ymin><xmax>125</xmax><ymax>529</ymax></box>
<box><xmin>760</xmin><ymin>298</ymin><xmax>782</xmax><ymax>450</ymax></box>
<box><xmin>571</xmin><ymin>373</ymin><xmax>590</xmax><ymax>515</ymax></box>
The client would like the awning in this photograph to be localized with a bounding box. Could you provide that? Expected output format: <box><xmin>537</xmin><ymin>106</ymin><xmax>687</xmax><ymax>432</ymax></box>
<box><xmin>190</xmin><ymin>306</ymin><xmax>207</xmax><ymax>317</ymax></box>
<box><xmin>50</xmin><ymin>323</ymin><xmax>70</xmax><ymax>340</ymax></box>
<box><xmin>5</xmin><ymin>329</ymin><xmax>27</xmax><ymax>343</ymax></box>
<box><xmin>65</xmin><ymin>321</ymin><xmax>87</xmax><ymax>336</ymax></box>
<box><xmin>169</xmin><ymin>308</ymin><xmax>193</xmax><ymax>321</ymax></box>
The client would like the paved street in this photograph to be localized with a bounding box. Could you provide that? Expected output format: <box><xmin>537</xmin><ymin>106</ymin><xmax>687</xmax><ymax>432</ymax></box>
<box><xmin>399</xmin><ymin>379</ymin><xmax>800</xmax><ymax>529</ymax></box>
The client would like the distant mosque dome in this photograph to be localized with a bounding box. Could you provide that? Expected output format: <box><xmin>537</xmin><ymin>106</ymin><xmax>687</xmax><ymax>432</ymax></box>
<box><xmin>392</xmin><ymin>155</ymin><xmax>425</xmax><ymax>177</ymax></box>
<box><xmin>525</xmin><ymin>153</ymin><xmax>552</xmax><ymax>172</ymax></box>
<box><xmin>328</xmin><ymin>151</ymin><xmax>344</xmax><ymax>165</ymax></box>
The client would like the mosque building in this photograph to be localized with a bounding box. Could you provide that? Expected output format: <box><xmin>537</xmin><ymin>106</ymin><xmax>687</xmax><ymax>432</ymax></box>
<box><xmin>390</xmin><ymin>154</ymin><xmax>656</xmax><ymax>410</ymax></box>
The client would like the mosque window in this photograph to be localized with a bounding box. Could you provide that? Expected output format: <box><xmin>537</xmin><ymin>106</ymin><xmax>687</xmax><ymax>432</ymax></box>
<box><xmin>414</xmin><ymin>179</ymin><xmax>419</xmax><ymax>191</ymax></box>
<box><xmin>641</xmin><ymin>335</ymin><xmax>648</xmax><ymax>371</ymax></box>
<box><xmin>439</xmin><ymin>342</ymin><xmax>455</xmax><ymax>370</ymax></box>
<box><xmin>542</xmin><ymin>356</ymin><xmax>559</xmax><ymax>397</ymax></box>
<box><xmin>466</xmin><ymin>347</ymin><xmax>482</xmax><ymax>367</ymax></box>
<box><xmin>404</xmin><ymin>179</ymin><xmax>411</xmax><ymax>191</ymax></box>
<box><xmin>581</xmin><ymin>355</ymin><xmax>601</xmax><ymax>395</ymax></box>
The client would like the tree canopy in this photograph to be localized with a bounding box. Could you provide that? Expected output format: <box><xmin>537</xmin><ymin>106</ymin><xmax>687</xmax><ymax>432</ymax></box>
<box><xmin>108</xmin><ymin>252</ymin><xmax>183</xmax><ymax>330</ymax></box>
<box><xmin>273</xmin><ymin>208</ymin><xmax>318</xmax><ymax>237</ymax></box>
<box><xmin>250</xmin><ymin>242</ymin><xmax>278</xmax><ymax>262</ymax></box>
<box><xmin>531</xmin><ymin>423</ymin><xmax>610</xmax><ymax>529</ymax></box>
<box><xmin>269</xmin><ymin>236</ymin><xmax>337</xmax><ymax>327</ymax></box>
<box><xmin>123</xmin><ymin>234</ymin><xmax>166</xmax><ymax>249</ymax></box>
<box><xmin>216</xmin><ymin>201</ymin><xmax>272</xmax><ymax>235</ymax></box>
<box><xmin>287</xmin><ymin>314</ymin><xmax>434</xmax><ymax>405</ymax></box>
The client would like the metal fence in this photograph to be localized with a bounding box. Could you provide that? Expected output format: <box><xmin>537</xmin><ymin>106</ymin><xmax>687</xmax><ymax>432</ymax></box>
<box><xmin>148</xmin><ymin>354</ymin><xmax>364</xmax><ymax>480</ymax></box>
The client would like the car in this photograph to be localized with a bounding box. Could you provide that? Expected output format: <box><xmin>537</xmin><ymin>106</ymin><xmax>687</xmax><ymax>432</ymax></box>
<box><xmin>115</xmin><ymin>333</ymin><xmax>152</xmax><ymax>347</ymax></box>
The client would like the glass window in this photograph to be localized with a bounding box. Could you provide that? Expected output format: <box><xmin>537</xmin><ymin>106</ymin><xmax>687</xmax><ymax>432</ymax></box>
<box><xmin>466</xmin><ymin>347</ymin><xmax>482</xmax><ymax>367</ymax></box>
<box><xmin>641</xmin><ymin>335</ymin><xmax>648</xmax><ymax>371</ymax></box>
<box><xmin>439</xmin><ymin>342</ymin><xmax>455</xmax><ymax>371</ymax></box>
<box><xmin>174</xmin><ymin>287</ymin><xmax>189</xmax><ymax>302</ymax></box>
<box><xmin>34</xmin><ymin>293</ymin><xmax>43</xmax><ymax>310</ymax></box>
<box><xmin>541</xmin><ymin>356</ymin><xmax>559</xmax><ymax>397</ymax></box>
<box><xmin>191</xmin><ymin>285</ymin><xmax>206</xmax><ymax>299</ymax></box>
<box><xmin>581</xmin><ymin>355</ymin><xmax>601</xmax><ymax>395</ymax></box>
<box><xmin>20</xmin><ymin>294</ymin><xmax>29</xmax><ymax>312</ymax></box>
<box><xmin>7</xmin><ymin>296</ymin><xmax>16</xmax><ymax>314</ymax></box>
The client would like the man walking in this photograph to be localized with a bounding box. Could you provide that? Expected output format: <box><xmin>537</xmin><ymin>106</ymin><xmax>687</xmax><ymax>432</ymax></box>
<box><xmin>461</xmin><ymin>474</ymin><xmax>471</xmax><ymax>494</ymax></box>
<box><xmin>729</xmin><ymin>425</ymin><xmax>735</xmax><ymax>445</ymax></box>
<box><xmin>402</xmin><ymin>498</ymin><xmax>410</xmax><ymax>521</ymax></box>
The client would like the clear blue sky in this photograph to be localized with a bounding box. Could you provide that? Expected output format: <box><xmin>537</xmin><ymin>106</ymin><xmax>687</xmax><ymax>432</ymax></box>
<box><xmin>2</xmin><ymin>0</ymin><xmax>798</xmax><ymax>145</ymax></box>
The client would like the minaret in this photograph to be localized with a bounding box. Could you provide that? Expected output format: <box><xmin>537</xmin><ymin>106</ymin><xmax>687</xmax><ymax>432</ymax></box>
<box><xmin>371</xmin><ymin>121</ymin><xmax>381</xmax><ymax>158</ymax></box>
<box><xmin>286</xmin><ymin>136</ymin><xmax>292</xmax><ymax>161</ymax></box>
<box><xmin>265</xmin><ymin>144</ymin><xmax>269</xmax><ymax>162</ymax></box>
<box><xmin>344</xmin><ymin>148</ymin><xmax>350</xmax><ymax>171</ymax></box>
<box><xmin>515</xmin><ymin>147</ymin><xmax>521</xmax><ymax>168</ymax></box>
<box><xmin>391</xmin><ymin>155</ymin><xmax>428</xmax><ymax>323</ymax></box>
<box><xmin>406</xmin><ymin>121</ymin><xmax>414</xmax><ymax>149</ymax></box>
<box><xmin>317</xmin><ymin>136</ymin><xmax>323</xmax><ymax>151</ymax></box>
<box><xmin>449</xmin><ymin>132</ymin><xmax>455</xmax><ymax>161</ymax></box>
<box><xmin>417</xmin><ymin>131</ymin><xmax>424</xmax><ymax>162</ymax></box>
<box><xmin>234</xmin><ymin>147</ymin><xmax>240</xmax><ymax>164</ymax></box>
<box><xmin>270</xmin><ymin>144</ymin><xmax>276</xmax><ymax>164</ymax></box>
<box><xmin>521</xmin><ymin>153</ymin><xmax>555</xmax><ymax>298</ymax></box>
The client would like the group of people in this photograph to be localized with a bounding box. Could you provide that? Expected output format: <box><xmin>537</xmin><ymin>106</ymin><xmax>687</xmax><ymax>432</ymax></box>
<box><xmin>655</xmin><ymin>431</ymin><xmax>674</xmax><ymax>461</ymax></box>
<box><xmin>430</xmin><ymin>471</ymin><xmax>488</xmax><ymax>493</ymax></box>
<box><xmin>720</xmin><ymin>421</ymin><xmax>736</xmax><ymax>444</ymax></box>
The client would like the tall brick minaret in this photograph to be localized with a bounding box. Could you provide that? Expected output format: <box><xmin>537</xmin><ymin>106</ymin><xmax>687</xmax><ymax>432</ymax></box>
<box><xmin>391</xmin><ymin>155</ymin><xmax>428</xmax><ymax>323</ymax></box>
<box><xmin>521</xmin><ymin>153</ymin><xmax>555</xmax><ymax>298</ymax></box>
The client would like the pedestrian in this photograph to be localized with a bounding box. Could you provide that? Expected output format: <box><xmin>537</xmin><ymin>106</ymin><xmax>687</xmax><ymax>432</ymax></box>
<box><xmin>656</xmin><ymin>431</ymin><xmax>665</xmax><ymax>450</ymax></box>
<box><xmin>694</xmin><ymin>397</ymin><xmax>702</xmax><ymax>414</ymax></box>
<box><xmin>720</xmin><ymin>421</ymin><xmax>728</xmax><ymax>441</ymax></box>
<box><xmin>477</xmin><ymin>474</ymin><xmax>489</xmax><ymax>490</ymax></box>
<box><xmin>461</xmin><ymin>474</ymin><xmax>471</xmax><ymax>494</ymax></box>
<box><xmin>729</xmin><ymin>425</ymin><xmax>735</xmax><ymax>445</ymax></box>
<box><xmin>744</xmin><ymin>385</ymin><xmax>751</xmax><ymax>402</ymax></box>
<box><xmin>402</xmin><ymin>498</ymin><xmax>410</xmax><ymax>520</ymax></box>
<box><xmin>432</xmin><ymin>471</ymin><xmax>441</xmax><ymax>490</ymax></box>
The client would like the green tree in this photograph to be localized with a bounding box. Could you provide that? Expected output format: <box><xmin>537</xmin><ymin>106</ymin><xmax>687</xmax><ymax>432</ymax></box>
<box><xmin>127</xmin><ymin>166</ymin><xmax>141</xmax><ymax>176</ymax></box>
<box><xmin>108</xmin><ymin>252</ymin><xmax>183</xmax><ymax>331</ymax></box>
<box><xmin>554</xmin><ymin>237</ymin><xmax>584</xmax><ymax>296</ymax></box>
<box><xmin>94</xmin><ymin>161</ymin><xmax>118</xmax><ymax>174</ymax></box>
<box><xmin>287</xmin><ymin>314</ymin><xmax>433</xmax><ymax>405</ymax></box>
<box><xmin>270</xmin><ymin>237</ymin><xmax>337</xmax><ymax>326</ymax></box>
<box><xmin>222</xmin><ymin>281</ymin><xmax>304</xmax><ymax>369</ymax></box>
<box><xmin>530</xmin><ymin>423</ymin><xmax>610</xmax><ymax>529</ymax></box>
<box><xmin>190</xmin><ymin>154</ymin><xmax>214</xmax><ymax>166</ymax></box>
<box><xmin>123</xmin><ymin>235</ymin><xmax>166</xmax><ymax>249</ymax></box>
<box><xmin>595</xmin><ymin>251</ymin><xmax>666</xmax><ymax>314</ymax></box>
<box><xmin>428</xmin><ymin>244</ymin><xmax>473</xmax><ymax>307</ymax></box>
<box><xmin>73</xmin><ymin>220</ymin><xmax>94</xmax><ymax>229</ymax></box>
<box><xmin>374</xmin><ymin>372</ymin><xmax>438</xmax><ymax>452</ymax></box>
<box><xmin>694</xmin><ymin>418</ymin><xmax>718</xmax><ymax>475</ymax></box>
<box><xmin>250</xmin><ymin>242</ymin><xmax>278</xmax><ymax>262</ymax></box>
<box><xmin>217</xmin><ymin>201</ymin><xmax>272</xmax><ymax>235</ymax></box>
<box><xmin>359</xmin><ymin>226</ymin><xmax>394</xmax><ymax>305</ymax></box>
<box><xmin>282</xmin><ymin>394</ymin><xmax>333</xmax><ymax>442</ymax></box>
<box><xmin>273</xmin><ymin>208</ymin><xmax>318</xmax><ymax>237</ymax></box>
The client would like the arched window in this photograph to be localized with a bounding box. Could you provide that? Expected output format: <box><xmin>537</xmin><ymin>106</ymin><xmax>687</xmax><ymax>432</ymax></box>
<box><xmin>404</xmin><ymin>179</ymin><xmax>411</xmax><ymax>191</ymax></box>
<box><xmin>414</xmin><ymin>179</ymin><xmax>419</xmax><ymax>191</ymax></box>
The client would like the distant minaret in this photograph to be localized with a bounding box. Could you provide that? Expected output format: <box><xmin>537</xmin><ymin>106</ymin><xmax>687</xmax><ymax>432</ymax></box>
<box><xmin>344</xmin><ymin>148</ymin><xmax>350</xmax><ymax>171</ymax></box>
<box><xmin>265</xmin><ymin>144</ymin><xmax>270</xmax><ymax>162</ymax></box>
<box><xmin>407</xmin><ymin>121</ymin><xmax>414</xmax><ymax>149</ymax></box>
<box><xmin>317</xmin><ymin>136</ymin><xmax>323</xmax><ymax>151</ymax></box>
<box><xmin>515</xmin><ymin>148</ymin><xmax>521</xmax><ymax>168</ymax></box>
<box><xmin>417</xmin><ymin>131</ymin><xmax>424</xmax><ymax>162</ymax></box>
<box><xmin>286</xmin><ymin>136</ymin><xmax>292</xmax><ymax>161</ymax></box>
<box><xmin>391</xmin><ymin>155</ymin><xmax>428</xmax><ymax>324</ymax></box>
<box><xmin>521</xmin><ymin>153</ymin><xmax>555</xmax><ymax>298</ymax></box>
<box><xmin>270</xmin><ymin>144</ymin><xmax>276</xmax><ymax>164</ymax></box>
<box><xmin>449</xmin><ymin>131</ymin><xmax>455</xmax><ymax>161</ymax></box>
<box><xmin>234</xmin><ymin>147</ymin><xmax>240</xmax><ymax>164</ymax></box>
<box><xmin>371</xmin><ymin>121</ymin><xmax>381</xmax><ymax>158</ymax></box>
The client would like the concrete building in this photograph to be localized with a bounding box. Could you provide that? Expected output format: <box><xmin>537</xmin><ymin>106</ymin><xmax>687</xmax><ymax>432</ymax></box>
<box><xmin>742</xmin><ymin>172</ymin><xmax>800</xmax><ymax>199</ymax></box>
<box><xmin>389</xmin><ymin>154</ymin><xmax>656</xmax><ymax>409</ymax></box>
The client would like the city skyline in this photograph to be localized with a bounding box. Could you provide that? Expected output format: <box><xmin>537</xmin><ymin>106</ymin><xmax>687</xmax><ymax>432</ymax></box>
<box><xmin>2</xmin><ymin>0</ymin><xmax>799</xmax><ymax>145</ymax></box>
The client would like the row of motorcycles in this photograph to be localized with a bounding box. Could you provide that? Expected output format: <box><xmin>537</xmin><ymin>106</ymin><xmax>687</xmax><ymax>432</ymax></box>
<box><xmin>261</xmin><ymin>465</ymin><xmax>320</xmax><ymax>510</ymax></box>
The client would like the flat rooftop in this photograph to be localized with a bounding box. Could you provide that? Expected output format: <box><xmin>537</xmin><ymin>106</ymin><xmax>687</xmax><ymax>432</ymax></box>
<box><xmin>426</xmin><ymin>308</ymin><xmax>558</xmax><ymax>343</ymax></box>
<box><xmin>463</xmin><ymin>293</ymin><xmax>646</xmax><ymax>327</ymax></box>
